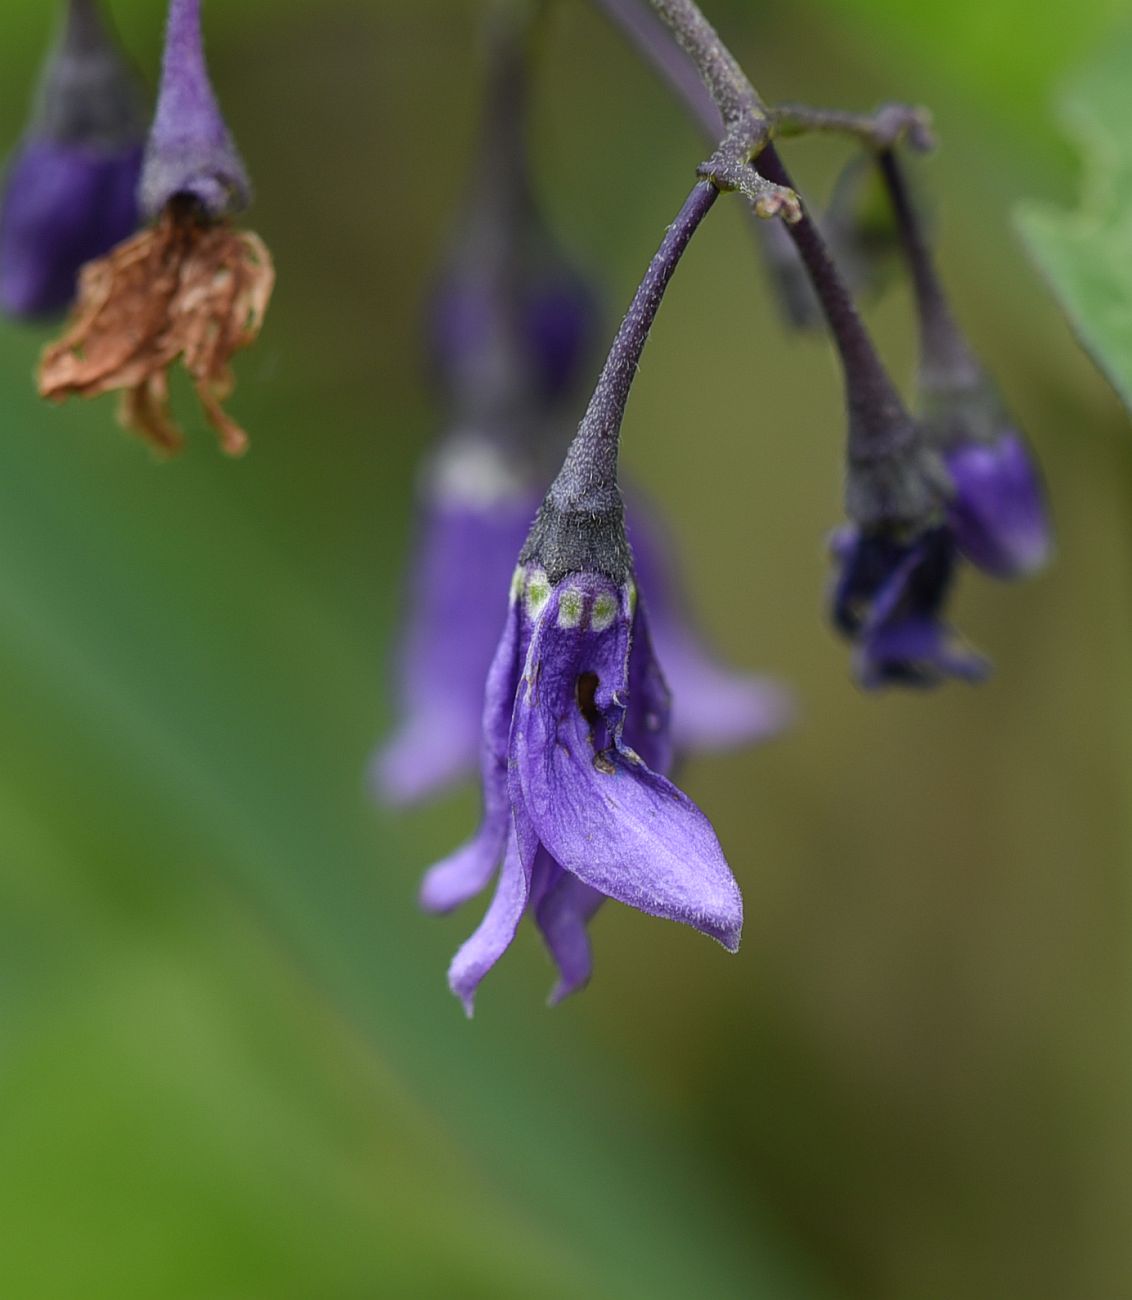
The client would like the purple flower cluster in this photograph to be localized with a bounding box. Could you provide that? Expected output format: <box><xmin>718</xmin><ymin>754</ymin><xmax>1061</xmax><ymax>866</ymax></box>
<box><xmin>831</xmin><ymin>431</ymin><xmax>1049</xmax><ymax>688</ymax></box>
<box><xmin>826</xmin><ymin>150</ymin><xmax>1052</xmax><ymax>688</ymax></box>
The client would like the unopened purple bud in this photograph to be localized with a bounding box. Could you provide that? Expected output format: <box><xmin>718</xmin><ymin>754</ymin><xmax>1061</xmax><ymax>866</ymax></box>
<box><xmin>919</xmin><ymin>374</ymin><xmax>1053</xmax><ymax>581</ymax></box>
<box><xmin>0</xmin><ymin>0</ymin><xmax>145</xmax><ymax>318</ymax></box>
<box><xmin>945</xmin><ymin>432</ymin><xmax>1052</xmax><ymax>580</ymax></box>
<box><xmin>427</xmin><ymin>247</ymin><xmax>600</xmax><ymax>411</ymax></box>
<box><xmin>522</xmin><ymin>262</ymin><xmax>600</xmax><ymax>402</ymax></box>
<box><xmin>139</xmin><ymin>0</ymin><xmax>250</xmax><ymax>219</ymax></box>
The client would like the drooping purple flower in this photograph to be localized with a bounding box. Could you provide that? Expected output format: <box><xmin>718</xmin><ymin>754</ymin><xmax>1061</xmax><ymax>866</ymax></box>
<box><xmin>881</xmin><ymin>147</ymin><xmax>1053</xmax><ymax>585</ymax></box>
<box><xmin>422</xmin><ymin>563</ymin><xmax>742</xmax><ymax>1012</ymax></box>
<box><xmin>0</xmin><ymin>0</ymin><xmax>146</xmax><ymax>318</ymax></box>
<box><xmin>813</xmin><ymin>146</ymin><xmax>1053</xmax><ymax>689</ymax></box>
<box><xmin>422</xmin><ymin>174</ymin><xmax>738</xmax><ymax>1010</ymax></box>
<box><xmin>138</xmin><ymin>0</ymin><xmax>250</xmax><ymax>220</ymax></box>
<box><xmin>831</xmin><ymin>524</ymin><xmax>988</xmax><ymax>688</ymax></box>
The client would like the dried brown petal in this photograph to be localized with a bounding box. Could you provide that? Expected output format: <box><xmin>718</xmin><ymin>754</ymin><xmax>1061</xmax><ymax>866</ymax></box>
<box><xmin>38</xmin><ymin>204</ymin><xmax>275</xmax><ymax>457</ymax></box>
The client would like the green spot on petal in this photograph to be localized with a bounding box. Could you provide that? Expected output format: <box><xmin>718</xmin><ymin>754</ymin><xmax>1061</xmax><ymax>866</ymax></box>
<box><xmin>592</xmin><ymin>593</ymin><xmax>617</xmax><ymax>631</ymax></box>
<box><xmin>527</xmin><ymin>571</ymin><xmax>551</xmax><ymax>618</ymax></box>
<box><xmin>558</xmin><ymin>588</ymin><xmax>583</xmax><ymax>628</ymax></box>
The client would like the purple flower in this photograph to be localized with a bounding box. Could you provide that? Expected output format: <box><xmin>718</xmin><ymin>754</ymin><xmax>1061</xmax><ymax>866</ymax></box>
<box><xmin>825</xmin><ymin>149</ymin><xmax>1054</xmax><ymax>690</ymax></box>
<box><xmin>831</xmin><ymin>524</ymin><xmax>988</xmax><ymax>688</ymax></box>
<box><xmin>427</xmin><ymin>256</ymin><xmax>599</xmax><ymax>410</ymax></box>
<box><xmin>138</xmin><ymin>0</ymin><xmax>250</xmax><ymax>219</ymax></box>
<box><xmin>0</xmin><ymin>0</ymin><xmax>145</xmax><ymax>318</ymax></box>
<box><xmin>371</xmin><ymin>441</ymin><xmax>539</xmax><ymax>806</ymax></box>
<box><xmin>921</xmin><ymin>376</ymin><xmax>1053</xmax><ymax>583</ymax></box>
<box><xmin>422</xmin><ymin>563</ymin><xmax>742</xmax><ymax>1012</ymax></box>
<box><xmin>945</xmin><ymin>432</ymin><xmax>1050</xmax><ymax>579</ymax></box>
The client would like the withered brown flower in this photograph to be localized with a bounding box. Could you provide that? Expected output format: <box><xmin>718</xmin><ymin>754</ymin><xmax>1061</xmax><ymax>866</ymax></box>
<box><xmin>38</xmin><ymin>201</ymin><xmax>274</xmax><ymax>456</ymax></box>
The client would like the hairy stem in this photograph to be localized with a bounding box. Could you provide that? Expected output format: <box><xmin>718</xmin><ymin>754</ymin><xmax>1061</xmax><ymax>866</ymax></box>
<box><xmin>606</xmin><ymin>0</ymin><xmax>911</xmax><ymax>453</ymax></box>
<box><xmin>876</xmin><ymin>148</ymin><xmax>980</xmax><ymax>387</ymax></box>
<box><xmin>646</xmin><ymin>0</ymin><xmax>764</xmax><ymax>128</ymax></box>
<box><xmin>757</xmin><ymin>144</ymin><xmax>909</xmax><ymax>447</ymax></box>
<box><xmin>550</xmin><ymin>180</ymin><xmax>718</xmax><ymax>506</ymax></box>
<box><xmin>772</xmin><ymin>102</ymin><xmax>934</xmax><ymax>152</ymax></box>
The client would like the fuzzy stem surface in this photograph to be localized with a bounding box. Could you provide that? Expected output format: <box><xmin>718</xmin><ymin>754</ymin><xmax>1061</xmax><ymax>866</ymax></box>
<box><xmin>550</xmin><ymin>180</ymin><xmax>718</xmax><ymax>508</ymax></box>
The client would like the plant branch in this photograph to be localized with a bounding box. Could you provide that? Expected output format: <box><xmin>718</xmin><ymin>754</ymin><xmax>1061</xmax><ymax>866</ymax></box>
<box><xmin>609</xmin><ymin>0</ymin><xmax>909</xmax><ymax>452</ymax></box>
<box><xmin>772</xmin><ymin>102</ymin><xmax>935</xmax><ymax>153</ymax></box>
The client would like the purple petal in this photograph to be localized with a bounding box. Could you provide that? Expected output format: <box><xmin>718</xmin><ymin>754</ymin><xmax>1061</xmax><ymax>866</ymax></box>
<box><xmin>418</xmin><ymin>590</ymin><xmax>525</xmax><ymax>913</ymax></box>
<box><xmin>373</xmin><ymin>489</ymin><xmax>535</xmax><ymax>807</ymax></box>
<box><xmin>625</xmin><ymin>600</ymin><xmax>673</xmax><ymax>775</ymax></box>
<box><xmin>511</xmin><ymin>580</ymin><xmax>743</xmax><ymax>952</ymax></box>
<box><xmin>648</xmin><ymin>625</ymin><xmax>795</xmax><ymax>752</ymax></box>
<box><xmin>523</xmin><ymin>269</ymin><xmax>600</xmax><ymax>403</ymax></box>
<box><xmin>372</xmin><ymin>710</ymin><xmax>481</xmax><ymax>808</ymax></box>
<box><xmin>946</xmin><ymin>434</ymin><xmax>1052</xmax><ymax>579</ymax></box>
<box><xmin>447</xmin><ymin>822</ymin><xmax>531</xmax><ymax>1017</ymax></box>
<box><xmin>0</xmin><ymin>139</ymin><xmax>141</xmax><ymax>317</ymax></box>
<box><xmin>418</xmin><ymin>798</ymin><xmax>507</xmax><ymax>915</ymax></box>
<box><xmin>856</xmin><ymin>617</ymin><xmax>990</xmax><ymax>689</ymax></box>
<box><xmin>532</xmin><ymin>853</ymin><xmax>605</xmax><ymax>1006</ymax></box>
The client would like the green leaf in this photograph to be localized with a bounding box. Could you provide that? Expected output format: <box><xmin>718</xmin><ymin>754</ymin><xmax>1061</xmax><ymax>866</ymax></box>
<box><xmin>1016</xmin><ymin>33</ymin><xmax>1132</xmax><ymax>414</ymax></box>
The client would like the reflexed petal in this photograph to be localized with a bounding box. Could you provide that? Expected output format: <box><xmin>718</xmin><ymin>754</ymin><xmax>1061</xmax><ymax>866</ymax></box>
<box><xmin>946</xmin><ymin>434</ymin><xmax>1052</xmax><ymax>579</ymax></box>
<box><xmin>418</xmin><ymin>593</ymin><xmax>525</xmax><ymax>913</ymax></box>
<box><xmin>625</xmin><ymin>603</ymin><xmax>673</xmax><ymax>775</ymax></box>
<box><xmin>832</xmin><ymin>524</ymin><xmax>987</xmax><ymax>690</ymax></box>
<box><xmin>512</xmin><ymin>584</ymin><xmax>743</xmax><ymax>952</ymax></box>
<box><xmin>447</xmin><ymin>822</ymin><xmax>532</xmax><ymax>1017</ymax></box>
<box><xmin>856</xmin><ymin>617</ymin><xmax>990</xmax><ymax>688</ymax></box>
<box><xmin>533</xmin><ymin>854</ymin><xmax>605</xmax><ymax>1006</ymax></box>
<box><xmin>831</xmin><ymin>528</ymin><xmax>918</xmax><ymax>636</ymax></box>
<box><xmin>419</xmin><ymin>801</ymin><xmax>508</xmax><ymax>914</ymax></box>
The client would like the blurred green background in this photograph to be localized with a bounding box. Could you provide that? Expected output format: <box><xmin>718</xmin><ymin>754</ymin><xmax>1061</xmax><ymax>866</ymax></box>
<box><xmin>1</xmin><ymin>2</ymin><xmax>1130</xmax><ymax>1297</ymax></box>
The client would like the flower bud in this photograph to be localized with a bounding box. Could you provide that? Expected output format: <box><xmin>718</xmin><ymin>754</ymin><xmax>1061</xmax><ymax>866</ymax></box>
<box><xmin>0</xmin><ymin>0</ymin><xmax>146</xmax><ymax>318</ymax></box>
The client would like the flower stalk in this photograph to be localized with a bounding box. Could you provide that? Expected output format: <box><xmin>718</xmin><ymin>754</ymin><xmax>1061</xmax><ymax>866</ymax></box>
<box><xmin>875</xmin><ymin>147</ymin><xmax>980</xmax><ymax>390</ymax></box>
<box><xmin>522</xmin><ymin>179</ymin><xmax>718</xmax><ymax>581</ymax></box>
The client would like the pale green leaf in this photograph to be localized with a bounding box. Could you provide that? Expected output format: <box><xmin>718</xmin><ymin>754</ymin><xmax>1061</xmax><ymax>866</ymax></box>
<box><xmin>1016</xmin><ymin>34</ymin><xmax>1132</xmax><ymax>413</ymax></box>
